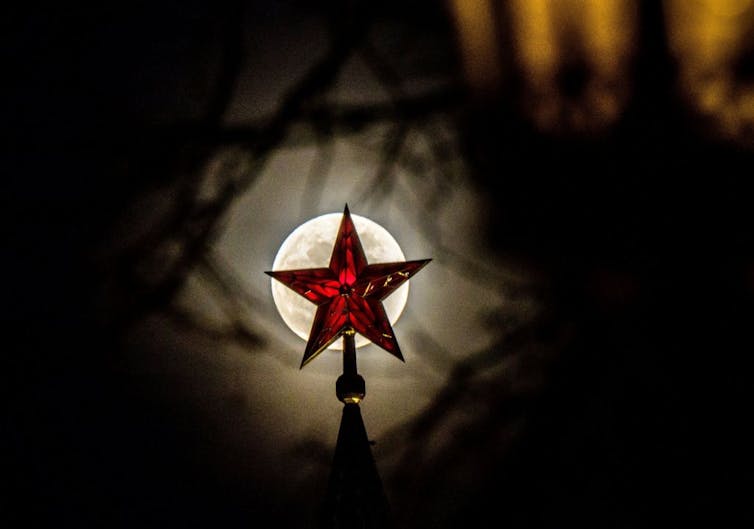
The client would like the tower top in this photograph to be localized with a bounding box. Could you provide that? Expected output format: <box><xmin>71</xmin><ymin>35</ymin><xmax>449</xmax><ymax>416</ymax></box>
<box><xmin>319</xmin><ymin>403</ymin><xmax>393</xmax><ymax>529</ymax></box>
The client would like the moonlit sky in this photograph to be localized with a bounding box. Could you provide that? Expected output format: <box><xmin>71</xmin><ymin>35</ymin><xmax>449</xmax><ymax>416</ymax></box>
<box><xmin>161</xmin><ymin>71</ymin><xmax>510</xmax><ymax>504</ymax></box>
<box><xmin>6</xmin><ymin>1</ymin><xmax>754</xmax><ymax>528</ymax></box>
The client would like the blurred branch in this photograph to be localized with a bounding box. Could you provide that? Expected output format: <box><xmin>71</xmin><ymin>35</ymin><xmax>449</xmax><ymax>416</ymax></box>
<box><xmin>300</xmin><ymin>120</ymin><xmax>336</xmax><ymax>213</ymax></box>
<box><xmin>104</xmin><ymin>8</ymin><xmax>374</xmax><ymax>332</ymax></box>
<box><xmin>214</xmin><ymin>88</ymin><xmax>462</xmax><ymax>147</ymax></box>
<box><xmin>357</xmin><ymin>122</ymin><xmax>409</xmax><ymax>206</ymax></box>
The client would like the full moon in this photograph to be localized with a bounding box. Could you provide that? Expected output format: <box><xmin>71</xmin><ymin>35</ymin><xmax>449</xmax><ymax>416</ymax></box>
<box><xmin>271</xmin><ymin>212</ymin><xmax>409</xmax><ymax>349</ymax></box>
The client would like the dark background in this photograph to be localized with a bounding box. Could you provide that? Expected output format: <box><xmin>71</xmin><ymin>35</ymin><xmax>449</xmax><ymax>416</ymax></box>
<box><xmin>5</xmin><ymin>1</ymin><xmax>753</xmax><ymax>527</ymax></box>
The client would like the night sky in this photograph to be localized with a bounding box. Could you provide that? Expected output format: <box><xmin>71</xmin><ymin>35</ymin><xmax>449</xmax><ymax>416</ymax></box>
<box><xmin>5</xmin><ymin>1</ymin><xmax>754</xmax><ymax>528</ymax></box>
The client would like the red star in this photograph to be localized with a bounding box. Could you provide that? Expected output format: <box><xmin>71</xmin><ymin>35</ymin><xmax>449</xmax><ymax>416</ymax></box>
<box><xmin>266</xmin><ymin>205</ymin><xmax>431</xmax><ymax>368</ymax></box>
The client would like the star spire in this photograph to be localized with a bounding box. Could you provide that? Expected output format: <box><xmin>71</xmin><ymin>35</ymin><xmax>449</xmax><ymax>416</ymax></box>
<box><xmin>266</xmin><ymin>205</ymin><xmax>430</xmax><ymax>368</ymax></box>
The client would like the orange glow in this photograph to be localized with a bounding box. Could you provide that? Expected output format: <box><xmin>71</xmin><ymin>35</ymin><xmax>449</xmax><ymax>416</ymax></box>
<box><xmin>507</xmin><ymin>0</ymin><xmax>636</xmax><ymax>132</ymax></box>
<box><xmin>509</xmin><ymin>0</ymin><xmax>557</xmax><ymax>82</ymax></box>
<box><xmin>581</xmin><ymin>0</ymin><xmax>635</xmax><ymax>76</ymax></box>
<box><xmin>448</xmin><ymin>0</ymin><xmax>503</xmax><ymax>95</ymax></box>
<box><xmin>666</xmin><ymin>0</ymin><xmax>754</xmax><ymax>142</ymax></box>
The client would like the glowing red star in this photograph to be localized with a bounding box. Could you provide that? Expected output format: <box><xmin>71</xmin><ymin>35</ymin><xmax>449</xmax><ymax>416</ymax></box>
<box><xmin>266</xmin><ymin>205</ymin><xmax>431</xmax><ymax>368</ymax></box>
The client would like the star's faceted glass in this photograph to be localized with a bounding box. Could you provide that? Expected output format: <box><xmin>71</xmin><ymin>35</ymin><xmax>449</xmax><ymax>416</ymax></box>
<box><xmin>266</xmin><ymin>205</ymin><xmax>430</xmax><ymax>368</ymax></box>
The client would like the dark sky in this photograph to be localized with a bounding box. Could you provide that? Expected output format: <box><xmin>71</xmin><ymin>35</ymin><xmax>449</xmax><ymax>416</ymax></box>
<box><xmin>5</xmin><ymin>1</ymin><xmax>754</xmax><ymax>528</ymax></box>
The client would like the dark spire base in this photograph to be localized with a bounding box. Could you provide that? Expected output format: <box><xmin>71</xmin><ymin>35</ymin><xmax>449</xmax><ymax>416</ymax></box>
<box><xmin>319</xmin><ymin>403</ymin><xmax>392</xmax><ymax>529</ymax></box>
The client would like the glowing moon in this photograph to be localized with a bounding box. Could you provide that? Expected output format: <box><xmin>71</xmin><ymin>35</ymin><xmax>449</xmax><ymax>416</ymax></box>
<box><xmin>271</xmin><ymin>212</ymin><xmax>409</xmax><ymax>349</ymax></box>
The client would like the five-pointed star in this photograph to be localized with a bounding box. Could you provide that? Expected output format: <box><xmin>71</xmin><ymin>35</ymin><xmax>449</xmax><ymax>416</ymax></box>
<box><xmin>266</xmin><ymin>205</ymin><xmax>430</xmax><ymax>368</ymax></box>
